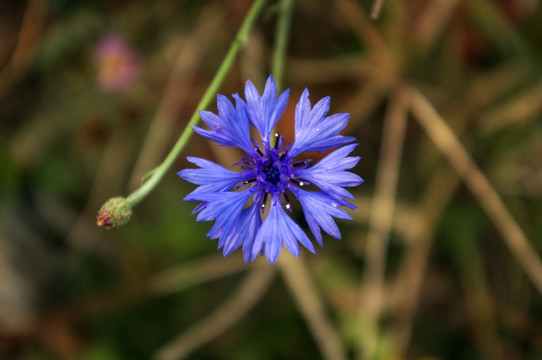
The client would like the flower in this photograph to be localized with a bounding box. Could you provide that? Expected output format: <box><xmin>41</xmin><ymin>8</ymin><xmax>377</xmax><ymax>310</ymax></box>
<box><xmin>178</xmin><ymin>76</ymin><xmax>363</xmax><ymax>263</ymax></box>
<box><xmin>95</xmin><ymin>35</ymin><xmax>141</xmax><ymax>92</ymax></box>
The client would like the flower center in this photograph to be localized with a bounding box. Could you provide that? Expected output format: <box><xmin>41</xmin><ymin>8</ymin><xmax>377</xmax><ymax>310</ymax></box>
<box><xmin>263</xmin><ymin>163</ymin><xmax>280</xmax><ymax>184</ymax></box>
<box><xmin>253</xmin><ymin>142</ymin><xmax>290</xmax><ymax>193</ymax></box>
<box><xmin>238</xmin><ymin>133</ymin><xmax>310</xmax><ymax>212</ymax></box>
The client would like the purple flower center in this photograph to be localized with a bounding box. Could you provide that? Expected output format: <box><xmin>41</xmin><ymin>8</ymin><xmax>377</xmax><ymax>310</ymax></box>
<box><xmin>261</xmin><ymin>160</ymin><xmax>280</xmax><ymax>184</ymax></box>
<box><xmin>239</xmin><ymin>133</ymin><xmax>310</xmax><ymax>211</ymax></box>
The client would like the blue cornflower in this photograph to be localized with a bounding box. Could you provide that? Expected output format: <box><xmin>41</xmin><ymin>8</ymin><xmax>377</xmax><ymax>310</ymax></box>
<box><xmin>178</xmin><ymin>76</ymin><xmax>363</xmax><ymax>263</ymax></box>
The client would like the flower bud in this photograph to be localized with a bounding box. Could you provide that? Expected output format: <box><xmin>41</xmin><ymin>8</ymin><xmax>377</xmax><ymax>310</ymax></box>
<box><xmin>97</xmin><ymin>197</ymin><xmax>132</xmax><ymax>228</ymax></box>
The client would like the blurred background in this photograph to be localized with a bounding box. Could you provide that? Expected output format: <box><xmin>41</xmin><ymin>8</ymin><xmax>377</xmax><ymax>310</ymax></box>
<box><xmin>1</xmin><ymin>0</ymin><xmax>542</xmax><ymax>359</ymax></box>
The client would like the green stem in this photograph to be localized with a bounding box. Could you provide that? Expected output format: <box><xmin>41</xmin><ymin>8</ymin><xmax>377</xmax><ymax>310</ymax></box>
<box><xmin>126</xmin><ymin>0</ymin><xmax>268</xmax><ymax>206</ymax></box>
<box><xmin>272</xmin><ymin>0</ymin><xmax>293</xmax><ymax>91</ymax></box>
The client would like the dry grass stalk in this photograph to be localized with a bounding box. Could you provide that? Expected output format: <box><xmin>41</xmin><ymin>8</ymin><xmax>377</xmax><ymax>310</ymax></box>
<box><xmin>155</xmin><ymin>264</ymin><xmax>275</xmax><ymax>360</ymax></box>
<box><xmin>279</xmin><ymin>255</ymin><xmax>347</xmax><ymax>360</ymax></box>
<box><xmin>358</xmin><ymin>87</ymin><xmax>410</xmax><ymax>360</ymax></box>
<box><xmin>410</xmin><ymin>87</ymin><xmax>542</xmax><ymax>296</ymax></box>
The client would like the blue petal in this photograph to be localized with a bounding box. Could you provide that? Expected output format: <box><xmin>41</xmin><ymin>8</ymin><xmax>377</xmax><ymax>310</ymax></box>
<box><xmin>218</xmin><ymin>202</ymin><xmax>262</xmax><ymax>261</ymax></box>
<box><xmin>217</xmin><ymin>94</ymin><xmax>237</xmax><ymax>123</ymax></box>
<box><xmin>297</xmin><ymin>189</ymin><xmax>352</xmax><ymax>247</ymax></box>
<box><xmin>272</xmin><ymin>91</ymin><xmax>289</xmax><ymax>134</ymax></box>
<box><xmin>193</xmin><ymin>93</ymin><xmax>254</xmax><ymax>155</ymax></box>
<box><xmin>188</xmin><ymin>191</ymin><xmax>252</xmax><ymax>243</ymax></box>
<box><xmin>252</xmin><ymin>200</ymin><xmax>316</xmax><ymax>263</ymax></box>
<box><xmin>191</xmin><ymin>202</ymin><xmax>207</xmax><ymax>214</ymax></box>
<box><xmin>178</xmin><ymin>157</ymin><xmax>243</xmax><ymax>186</ymax></box>
<box><xmin>178</xmin><ymin>157</ymin><xmax>244</xmax><ymax>201</ymax></box>
<box><xmin>244</xmin><ymin>76</ymin><xmax>290</xmax><ymax>144</ymax></box>
<box><xmin>183</xmin><ymin>184</ymin><xmax>230</xmax><ymax>202</ymax></box>
<box><xmin>295</xmin><ymin>144</ymin><xmax>363</xmax><ymax>203</ymax></box>
<box><xmin>289</xmin><ymin>89</ymin><xmax>355</xmax><ymax>157</ymax></box>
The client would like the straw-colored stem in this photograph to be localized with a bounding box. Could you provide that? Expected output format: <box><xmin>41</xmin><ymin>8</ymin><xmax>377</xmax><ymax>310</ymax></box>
<box><xmin>279</xmin><ymin>255</ymin><xmax>347</xmax><ymax>360</ymax></box>
<box><xmin>410</xmin><ymin>87</ymin><xmax>542</xmax><ymax>296</ymax></box>
<box><xmin>370</xmin><ymin>0</ymin><xmax>384</xmax><ymax>19</ymax></box>
<box><xmin>358</xmin><ymin>87</ymin><xmax>409</xmax><ymax>360</ymax></box>
<box><xmin>154</xmin><ymin>265</ymin><xmax>275</xmax><ymax>360</ymax></box>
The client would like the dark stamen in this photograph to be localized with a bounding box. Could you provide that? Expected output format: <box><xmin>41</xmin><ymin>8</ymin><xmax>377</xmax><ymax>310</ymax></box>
<box><xmin>233</xmin><ymin>157</ymin><xmax>255</xmax><ymax>169</ymax></box>
<box><xmin>293</xmin><ymin>160</ymin><xmax>309</xmax><ymax>168</ymax></box>
<box><xmin>291</xmin><ymin>178</ymin><xmax>306</xmax><ymax>187</ymax></box>
<box><xmin>261</xmin><ymin>192</ymin><xmax>268</xmax><ymax>211</ymax></box>
<box><xmin>274</xmin><ymin>133</ymin><xmax>281</xmax><ymax>149</ymax></box>
<box><xmin>254</xmin><ymin>146</ymin><xmax>263</xmax><ymax>157</ymax></box>
<box><xmin>283</xmin><ymin>193</ymin><xmax>291</xmax><ymax>212</ymax></box>
<box><xmin>235</xmin><ymin>178</ymin><xmax>256</xmax><ymax>189</ymax></box>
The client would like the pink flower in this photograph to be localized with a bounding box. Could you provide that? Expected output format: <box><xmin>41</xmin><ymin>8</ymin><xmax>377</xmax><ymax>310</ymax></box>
<box><xmin>95</xmin><ymin>35</ymin><xmax>141</xmax><ymax>92</ymax></box>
